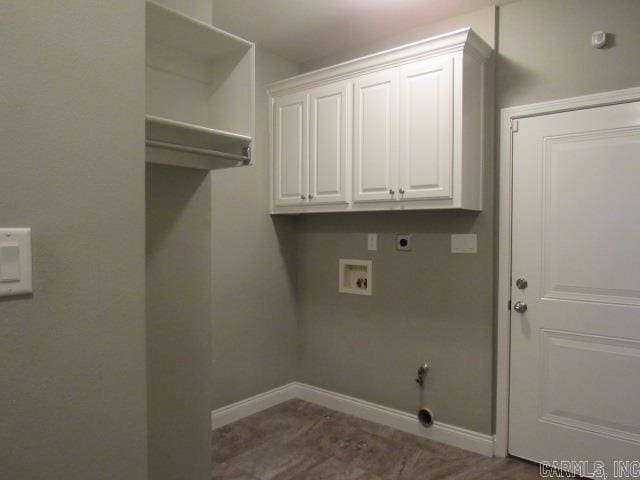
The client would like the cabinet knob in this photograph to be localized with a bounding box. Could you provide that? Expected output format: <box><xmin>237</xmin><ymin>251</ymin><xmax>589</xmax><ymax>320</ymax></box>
<box><xmin>301</xmin><ymin>195</ymin><xmax>307</xmax><ymax>200</ymax></box>
<box><xmin>399</xmin><ymin>188</ymin><xmax>405</xmax><ymax>195</ymax></box>
<box><xmin>389</xmin><ymin>189</ymin><xmax>395</xmax><ymax>195</ymax></box>
<box><xmin>308</xmin><ymin>194</ymin><xmax>314</xmax><ymax>200</ymax></box>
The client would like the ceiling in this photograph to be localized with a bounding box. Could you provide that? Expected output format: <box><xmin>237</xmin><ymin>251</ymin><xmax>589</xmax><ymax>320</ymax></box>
<box><xmin>212</xmin><ymin>0</ymin><xmax>510</xmax><ymax>64</ymax></box>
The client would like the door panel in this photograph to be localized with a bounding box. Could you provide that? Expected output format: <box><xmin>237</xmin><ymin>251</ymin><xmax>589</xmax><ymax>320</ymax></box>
<box><xmin>540</xmin><ymin>329</ymin><xmax>640</xmax><ymax>444</ymax></box>
<box><xmin>273</xmin><ymin>92</ymin><xmax>308</xmax><ymax>206</ymax></box>
<box><xmin>399</xmin><ymin>58</ymin><xmax>453</xmax><ymax>200</ymax></box>
<box><xmin>309</xmin><ymin>82</ymin><xmax>350</xmax><ymax>204</ymax></box>
<box><xmin>509</xmin><ymin>101</ymin><xmax>640</xmax><ymax>473</ymax></box>
<box><xmin>353</xmin><ymin>71</ymin><xmax>398</xmax><ymax>203</ymax></box>
<box><xmin>540</xmin><ymin>129</ymin><xmax>640</xmax><ymax>305</ymax></box>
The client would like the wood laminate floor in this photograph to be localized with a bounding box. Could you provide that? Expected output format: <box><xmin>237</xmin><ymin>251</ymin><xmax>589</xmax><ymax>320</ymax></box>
<box><xmin>212</xmin><ymin>399</ymin><xmax>542</xmax><ymax>479</ymax></box>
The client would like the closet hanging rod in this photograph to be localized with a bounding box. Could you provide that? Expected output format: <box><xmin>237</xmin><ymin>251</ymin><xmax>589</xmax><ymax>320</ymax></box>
<box><xmin>146</xmin><ymin>139</ymin><xmax>251</xmax><ymax>163</ymax></box>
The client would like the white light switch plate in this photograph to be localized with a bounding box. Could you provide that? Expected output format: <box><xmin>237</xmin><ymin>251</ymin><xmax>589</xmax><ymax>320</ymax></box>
<box><xmin>451</xmin><ymin>234</ymin><xmax>477</xmax><ymax>254</ymax></box>
<box><xmin>0</xmin><ymin>228</ymin><xmax>32</xmax><ymax>297</ymax></box>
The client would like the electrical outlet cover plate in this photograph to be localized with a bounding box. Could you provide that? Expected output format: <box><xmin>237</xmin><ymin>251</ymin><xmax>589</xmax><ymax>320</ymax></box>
<box><xmin>396</xmin><ymin>234</ymin><xmax>411</xmax><ymax>251</ymax></box>
<box><xmin>339</xmin><ymin>259</ymin><xmax>372</xmax><ymax>296</ymax></box>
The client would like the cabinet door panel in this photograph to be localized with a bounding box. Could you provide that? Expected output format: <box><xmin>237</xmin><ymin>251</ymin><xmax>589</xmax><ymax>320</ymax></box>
<box><xmin>399</xmin><ymin>58</ymin><xmax>453</xmax><ymax>200</ymax></box>
<box><xmin>309</xmin><ymin>82</ymin><xmax>350</xmax><ymax>204</ymax></box>
<box><xmin>273</xmin><ymin>92</ymin><xmax>308</xmax><ymax>206</ymax></box>
<box><xmin>353</xmin><ymin>71</ymin><xmax>398</xmax><ymax>203</ymax></box>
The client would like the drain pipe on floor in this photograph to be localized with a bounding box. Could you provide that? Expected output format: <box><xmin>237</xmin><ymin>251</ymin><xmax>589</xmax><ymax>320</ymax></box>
<box><xmin>415</xmin><ymin>362</ymin><xmax>434</xmax><ymax>427</ymax></box>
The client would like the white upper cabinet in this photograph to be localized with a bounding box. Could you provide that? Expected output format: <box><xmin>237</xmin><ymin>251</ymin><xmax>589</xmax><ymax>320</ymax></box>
<box><xmin>398</xmin><ymin>57</ymin><xmax>453</xmax><ymax>200</ymax></box>
<box><xmin>268</xmin><ymin>28</ymin><xmax>492</xmax><ymax>214</ymax></box>
<box><xmin>309</xmin><ymin>82</ymin><xmax>350</xmax><ymax>205</ymax></box>
<box><xmin>353</xmin><ymin>71</ymin><xmax>399</xmax><ymax>203</ymax></box>
<box><xmin>273</xmin><ymin>92</ymin><xmax>308</xmax><ymax>206</ymax></box>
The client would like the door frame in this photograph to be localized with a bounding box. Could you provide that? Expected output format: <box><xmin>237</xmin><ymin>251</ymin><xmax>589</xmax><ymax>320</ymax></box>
<box><xmin>495</xmin><ymin>86</ymin><xmax>640</xmax><ymax>457</ymax></box>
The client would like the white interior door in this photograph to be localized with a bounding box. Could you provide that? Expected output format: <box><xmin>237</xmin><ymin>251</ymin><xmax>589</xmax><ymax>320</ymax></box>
<box><xmin>352</xmin><ymin>70</ymin><xmax>398</xmax><ymax>203</ymax></box>
<box><xmin>398</xmin><ymin>58</ymin><xmax>453</xmax><ymax>200</ymax></box>
<box><xmin>309</xmin><ymin>82</ymin><xmax>350</xmax><ymax>205</ymax></box>
<box><xmin>273</xmin><ymin>92</ymin><xmax>308</xmax><ymax>206</ymax></box>
<box><xmin>509</xmin><ymin>101</ymin><xmax>640</xmax><ymax>476</ymax></box>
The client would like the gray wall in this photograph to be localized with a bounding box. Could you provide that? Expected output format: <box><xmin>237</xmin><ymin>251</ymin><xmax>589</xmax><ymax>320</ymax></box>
<box><xmin>294</xmin><ymin>0</ymin><xmax>640</xmax><ymax>436</ymax></box>
<box><xmin>2</xmin><ymin>5</ymin><xmax>634</xmax><ymax>478</ymax></box>
<box><xmin>146</xmin><ymin>4</ymin><xmax>300</xmax><ymax>478</ymax></box>
<box><xmin>497</xmin><ymin>0</ymin><xmax>640</xmax><ymax>109</ymax></box>
<box><xmin>210</xmin><ymin>48</ymin><xmax>299</xmax><ymax>409</ymax></box>
<box><xmin>295</xmin><ymin>8</ymin><xmax>497</xmax><ymax>435</ymax></box>
<box><xmin>300</xmin><ymin>5</ymin><xmax>496</xmax><ymax>72</ymax></box>
<box><xmin>145</xmin><ymin>0</ymin><xmax>640</xmax><ymax>446</ymax></box>
<box><xmin>145</xmin><ymin>4</ymin><xmax>215</xmax><ymax>480</ymax></box>
<box><xmin>146</xmin><ymin>166</ymin><xmax>212</xmax><ymax>480</ymax></box>
<box><xmin>296</xmin><ymin>210</ymin><xmax>496</xmax><ymax>434</ymax></box>
<box><xmin>495</xmin><ymin>0</ymin><xmax>640</xmax><ymax>429</ymax></box>
<box><xmin>159</xmin><ymin>0</ymin><xmax>212</xmax><ymax>22</ymax></box>
<box><xmin>157</xmin><ymin>0</ymin><xmax>301</xmax><ymax>414</ymax></box>
<box><xmin>0</xmin><ymin>1</ymin><xmax>147</xmax><ymax>479</ymax></box>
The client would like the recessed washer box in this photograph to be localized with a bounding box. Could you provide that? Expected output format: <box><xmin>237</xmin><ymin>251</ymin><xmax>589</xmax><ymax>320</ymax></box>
<box><xmin>339</xmin><ymin>259</ymin><xmax>372</xmax><ymax>296</ymax></box>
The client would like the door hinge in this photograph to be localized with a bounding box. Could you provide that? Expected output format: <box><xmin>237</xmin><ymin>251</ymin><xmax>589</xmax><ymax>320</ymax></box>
<box><xmin>508</xmin><ymin>300</ymin><xmax>512</xmax><ymax>311</ymax></box>
<box><xmin>511</xmin><ymin>119</ymin><xmax>519</xmax><ymax>133</ymax></box>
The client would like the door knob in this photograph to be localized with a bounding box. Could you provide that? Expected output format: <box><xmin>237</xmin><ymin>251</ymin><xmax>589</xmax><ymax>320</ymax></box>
<box><xmin>515</xmin><ymin>278</ymin><xmax>528</xmax><ymax>289</ymax></box>
<box><xmin>513</xmin><ymin>301</ymin><xmax>527</xmax><ymax>313</ymax></box>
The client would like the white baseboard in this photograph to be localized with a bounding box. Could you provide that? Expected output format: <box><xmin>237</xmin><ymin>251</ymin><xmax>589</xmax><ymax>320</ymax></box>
<box><xmin>211</xmin><ymin>382</ymin><xmax>495</xmax><ymax>457</ymax></box>
<box><xmin>211</xmin><ymin>383</ymin><xmax>298</xmax><ymax>429</ymax></box>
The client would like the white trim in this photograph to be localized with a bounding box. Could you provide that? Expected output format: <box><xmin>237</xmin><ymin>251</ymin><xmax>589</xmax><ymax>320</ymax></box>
<box><xmin>211</xmin><ymin>383</ymin><xmax>298</xmax><ymax>429</ymax></box>
<box><xmin>248</xmin><ymin>43</ymin><xmax>256</xmax><ymax>166</ymax></box>
<box><xmin>295</xmin><ymin>383</ymin><xmax>494</xmax><ymax>456</ymax></box>
<box><xmin>266</xmin><ymin>28</ymin><xmax>491</xmax><ymax>95</ymax></box>
<box><xmin>212</xmin><ymin>382</ymin><xmax>494</xmax><ymax>457</ymax></box>
<box><xmin>495</xmin><ymin>86</ymin><xmax>640</xmax><ymax>457</ymax></box>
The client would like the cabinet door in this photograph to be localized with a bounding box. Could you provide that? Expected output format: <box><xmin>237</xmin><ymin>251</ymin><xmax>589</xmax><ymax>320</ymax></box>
<box><xmin>353</xmin><ymin>70</ymin><xmax>399</xmax><ymax>203</ymax></box>
<box><xmin>273</xmin><ymin>92</ymin><xmax>308</xmax><ymax>206</ymax></box>
<box><xmin>398</xmin><ymin>58</ymin><xmax>453</xmax><ymax>200</ymax></box>
<box><xmin>309</xmin><ymin>82</ymin><xmax>350</xmax><ymax>205</ymax></box>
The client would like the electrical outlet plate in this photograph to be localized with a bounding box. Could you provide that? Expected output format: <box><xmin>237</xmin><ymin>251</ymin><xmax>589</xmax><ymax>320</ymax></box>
<box><xmin>396</xmin><ymin>234</ymin><xmax>411</xmax><ymax>251</ymax></box>
<box><xmin>339</xmin><ymin>259</ymin><xmax>372</xmax><ymax>296</ymax></box>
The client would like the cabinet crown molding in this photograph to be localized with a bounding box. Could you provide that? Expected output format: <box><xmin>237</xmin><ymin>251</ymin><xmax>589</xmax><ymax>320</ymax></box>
<box><xmin>267</xmin><ymin>27</ymin><xmax>491</xmax><ymax>95</ymax></box>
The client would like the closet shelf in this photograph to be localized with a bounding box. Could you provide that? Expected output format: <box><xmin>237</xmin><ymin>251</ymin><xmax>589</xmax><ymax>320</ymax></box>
<box><xmin>146</xmin><ymin>0</ymin><xmax>252</xmax><ymax>64</ymax></box>
<box><xmin>145</xmin><ymin>0</ymin><xmax>255</xmax><ymax>170</ymax></box>
<box><xmin>145</xmin><ymin>115</ymin><xmax>252</xmax><ymax>169</ymax></box>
